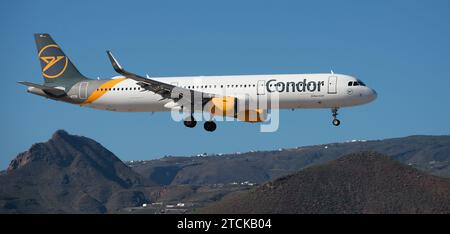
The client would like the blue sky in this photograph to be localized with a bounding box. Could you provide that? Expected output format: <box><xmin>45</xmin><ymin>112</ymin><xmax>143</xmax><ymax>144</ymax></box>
<box><xmin>1</xmin><ymin>0</ymin><xmax>450</xmax><ymax>169</ymax></box>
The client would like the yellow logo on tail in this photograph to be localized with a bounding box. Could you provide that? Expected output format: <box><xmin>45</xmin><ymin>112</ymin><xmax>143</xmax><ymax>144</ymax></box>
<box><xmin>38</xmin><ymin>44</ymin><xmax>68</xmax><ymax>79</ymax></box>
<box><xmin>40</xmin><ymin>56</ymin><xmax>65</xmax><ymax>72</ymax></box>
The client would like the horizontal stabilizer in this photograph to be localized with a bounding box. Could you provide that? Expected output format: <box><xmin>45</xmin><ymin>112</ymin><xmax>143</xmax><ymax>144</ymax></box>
<box><xmin>18</xmin><ymin>81</ymin><xmax>66</xmax><ymax>97</ymax></box>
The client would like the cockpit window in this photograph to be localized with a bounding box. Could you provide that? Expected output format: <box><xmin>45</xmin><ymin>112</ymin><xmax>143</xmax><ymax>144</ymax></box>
<box><xmin>357</xmin><ymin>80</ymin><xmax>366</xmax><ymax>86</ymax></box>
<box><xmin>349</xmin><ymin>80</ymin><xmax>367</xmax><ymax>87</ymax></box>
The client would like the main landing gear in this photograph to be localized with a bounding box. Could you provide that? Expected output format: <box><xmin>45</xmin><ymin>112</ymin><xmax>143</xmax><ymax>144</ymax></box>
<box><xmin>183</xmin><ymin>116</ymin><xmax>197</xmax><ymax>128</ymax></box>
<box><xmin>183</xmin><ymin>116</ymin><xmax>217</xmax><ymax>132</ymax></box>
<box><xmin>203</xmin><ymin>121</ymin><xmax>217</xmax><ymax>132</ymax></box>
<box><xmin>331</xmin><ymin>108</ymin><xmax>341</xmax><ymax>127</ymax></box>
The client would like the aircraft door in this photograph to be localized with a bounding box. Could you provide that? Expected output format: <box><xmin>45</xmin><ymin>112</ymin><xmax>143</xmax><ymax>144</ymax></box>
<box><xmin>79</xmin><ymin>82</ymin><xmax>88</xmax><ymax>99</ymax></box>
<box><xmin>328</xmin><ymin>76</ymin><xmax>337</xmax><ymax>94</ymax></box>
<box><xmin>257</xmin><ymin>80</ymin><xmax>265</xmax><ymax>95</ymax></box>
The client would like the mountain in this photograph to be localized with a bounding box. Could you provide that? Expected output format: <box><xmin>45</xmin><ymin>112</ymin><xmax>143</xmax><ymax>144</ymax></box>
<box><xmin>0</xmin><ymin>130</ymin><xmax>156</xmax><ymax>213</ymax></box>
<box><xmin>3</xmin><ymin>131</ymin><xmax>450</xmax><ymax>214</ymax></box>
<box><xmin>199</xmin><ymin>152</ymin><xmax>450</xmax><ymax>214</ymax></box>
<box><xmin>128</xmin><ymin>135</ymin><xmax>450</xmax><ymax>186</ymax></box>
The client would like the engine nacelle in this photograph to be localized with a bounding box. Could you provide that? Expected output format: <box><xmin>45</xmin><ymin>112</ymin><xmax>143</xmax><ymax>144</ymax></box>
<box><xmin>209</xmin><ymin>97</ymin><xmax>267</xmax><ymax>122</ymax></box>
<box><xmin>210</xmin><ymin>96</ymin><xmax>236</xmax><ymax>117</ymax></box>
<box><xmin>236</xmin><ymin>109</ymin><xmax>267</xmax><ymax>123</ymax></box>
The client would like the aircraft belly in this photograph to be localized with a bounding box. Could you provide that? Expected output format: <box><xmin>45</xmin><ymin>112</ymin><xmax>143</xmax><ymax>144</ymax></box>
<box><xmin>86</xmin><ymin>90</ymin><xmax>169</xmax><ymax>112</ymax></box>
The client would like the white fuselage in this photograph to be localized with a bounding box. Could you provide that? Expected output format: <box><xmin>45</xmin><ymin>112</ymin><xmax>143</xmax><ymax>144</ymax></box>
<box><xmin>83</xmin><ymin>73</ymin><xmax>377</xmax><ymax>112</ymax></box>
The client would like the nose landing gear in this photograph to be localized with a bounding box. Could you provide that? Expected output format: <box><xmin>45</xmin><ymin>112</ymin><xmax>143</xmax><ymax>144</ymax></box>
<box><xmin>332</xmin><ymin>108</ymin><xmax>341</xmax><ymax>126</ymax></box>
<box><xmin>332</xmin><ymin>118</ymin><xmax>341</xmax><ymax>126</ymax></box>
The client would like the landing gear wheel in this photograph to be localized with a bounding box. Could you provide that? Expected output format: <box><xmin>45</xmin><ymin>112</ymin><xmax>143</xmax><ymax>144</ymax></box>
<box><xmin>183</xmin><ymin>116</ymin><xmax>197</xmax><ymax>128</ymax></box>
<box><xmin>332</xmin><ymin>119</ymin><xmax>341</xmax><ymax>126</ymax></box>
<box><xmin>204</xmin><ymin>121</ymin><xmax>217</xmax><ymax>132</ymax></box>
<box><xmin>331</xmin><ymin>108</ymin><xmax>341</xmax><ymax>127</ymax></box>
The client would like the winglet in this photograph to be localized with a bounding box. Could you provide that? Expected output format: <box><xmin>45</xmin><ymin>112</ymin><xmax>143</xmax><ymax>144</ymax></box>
<box><xmin>107</xmin><ymin>50</ymin><xmax>125</xmax><ymax>74</ymax></box>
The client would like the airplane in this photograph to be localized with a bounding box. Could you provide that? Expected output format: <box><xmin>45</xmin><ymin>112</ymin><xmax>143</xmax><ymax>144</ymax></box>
<box><xmin>19</xmin><ymin>33</ymin><xmax>377</xmax><ymax>132</ymax></box>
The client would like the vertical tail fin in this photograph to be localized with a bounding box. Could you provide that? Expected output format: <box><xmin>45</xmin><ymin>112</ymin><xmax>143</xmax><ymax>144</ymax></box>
<box><xmin>34</xmin><ymin>33</ymin><xmax>88</xmax><ymax>88</ymax></box>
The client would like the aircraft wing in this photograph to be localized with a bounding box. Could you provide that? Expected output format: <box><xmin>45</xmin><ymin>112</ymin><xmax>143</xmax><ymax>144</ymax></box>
<box><xmin>106</xmin><ymin>51</ymin><xmax>217</xmax><ymax>110</ymax></box>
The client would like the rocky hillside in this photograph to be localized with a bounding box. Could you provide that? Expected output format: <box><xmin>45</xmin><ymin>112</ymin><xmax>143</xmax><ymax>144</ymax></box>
<box><xmin>0</xmin><ymin>130</ymin><xmax>156</xmax><ymax>213</ymax></box>
<box><xmin>199</xmin><ymin>152</ymin><xmax>450</xmax><ymax>214</ymax></box>
<box><xmin>2</xmin><ymin>131</ymin><xmax>449</xmax><ymax>214</ymax></box>
<box><xmin>128</xmin><ymin>135</ymin><xmax>450</xmax><ymax>186</ymax></box>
